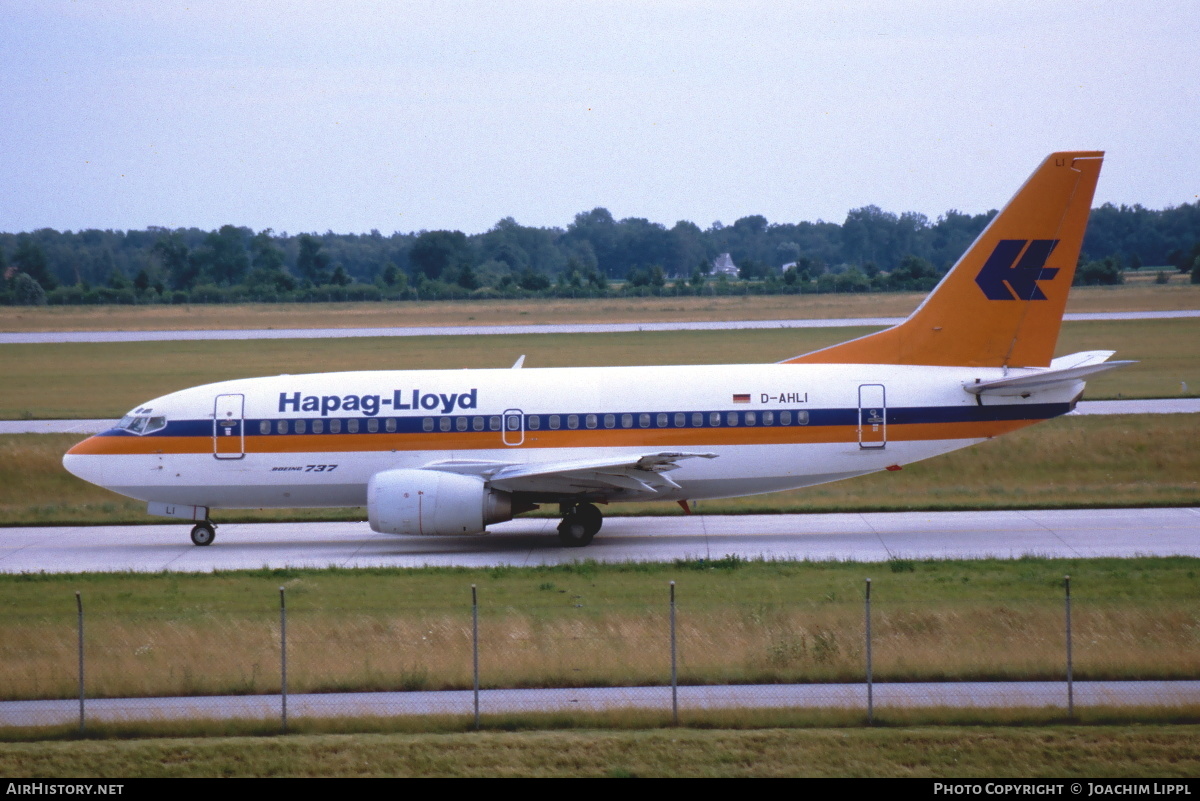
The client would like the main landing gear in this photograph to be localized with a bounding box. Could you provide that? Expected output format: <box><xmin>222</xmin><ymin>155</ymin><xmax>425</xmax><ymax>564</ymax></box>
<box><xmin>190</xmin><ymin>521</ymin><xmax>216</xmax><ymax>546</ymax></box>
<box><xmin>558</xmin><ymin>502</ymin><xmax>602</xmax><ymax>548</ymax></box>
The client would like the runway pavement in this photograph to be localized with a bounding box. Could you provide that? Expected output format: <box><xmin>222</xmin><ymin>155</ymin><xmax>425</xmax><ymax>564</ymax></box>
<box><xmin>2</xmin><ymin>507</ymin><xmax>1197</xmax><ymax>573</ymax></box>
<box><xmin>4</xmin><ymin>309</ymin><xmax>1197</xmax><ymax>344</ymax></box>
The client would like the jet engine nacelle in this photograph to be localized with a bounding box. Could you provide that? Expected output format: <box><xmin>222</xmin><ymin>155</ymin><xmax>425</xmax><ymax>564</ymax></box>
<box><xmin>367</xmin><ymin>468</ymin><xmax>512</xmax><ymax>536</ymax></box>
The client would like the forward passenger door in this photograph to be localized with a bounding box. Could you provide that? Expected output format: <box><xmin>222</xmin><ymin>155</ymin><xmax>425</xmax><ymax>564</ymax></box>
<box><xmin>213</xmin><ymin>394</ymin><xmax>246</xmax><ymax>459</ymax></box>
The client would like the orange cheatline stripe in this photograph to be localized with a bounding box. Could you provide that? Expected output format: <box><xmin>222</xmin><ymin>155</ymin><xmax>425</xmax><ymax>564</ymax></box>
<box><xmin>64</xmin><ymin>418</ymin><xmax>1045</xmax><ymax>457</ymax></box>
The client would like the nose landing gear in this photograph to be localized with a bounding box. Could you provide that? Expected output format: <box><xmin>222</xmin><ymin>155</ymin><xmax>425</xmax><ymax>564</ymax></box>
<box><xmin>190</xmin><ymin>521</ymin><xmax>216</xmax><ymax>546</ymax></box>
<box><xmin>557</xmin><ymin>502</ymin><xmax>602</xmax><ymax>548</ymax></box>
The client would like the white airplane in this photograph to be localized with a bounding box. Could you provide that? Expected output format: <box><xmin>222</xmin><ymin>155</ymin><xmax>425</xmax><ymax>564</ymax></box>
<box><xmin>64</xmin><ymin>151</ymin><xmax>1127</xmax><ymax>548</ymax></box>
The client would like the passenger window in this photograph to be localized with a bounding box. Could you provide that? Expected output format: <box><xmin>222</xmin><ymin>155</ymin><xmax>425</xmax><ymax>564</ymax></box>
<box><xmin>312</xmin><ymin>419</ymin><xmax>324</xmax><ymax>434</ymax></box>
<box><xmin>439</xmin><ymin>418</ymin><xmax>452</xmax><ymax>432</ymax></box>
<box><xmin>549</xmin><ymin>415</ymin><xmax>560</xmax><ymax>430</ymax></box>
<box><xmin>385</xmin><ymin>418</ymin><xmax>396</xmax><ymax>433</ymax></box>
<box><xmin>604</xmin><ymin>414</ymin><xmax>615</xmax><ymax>429</ymax></box>
<box><xmin>674</xmin><ymin>413</ymin><xmax>685</xmax><ymax>427</ymax></box>
<box><xmin>567</xmin><ymin>415</ymin><xmax>579</xmax><ymax>430</ymax></box>
<box><xmin>277</xmin><ymin>420</ymin><xmax>289</xmax><ymax>434</ymax></box>
<box><xmin>691</xmin><ymin>412</ymin><xmax>702</xmax><ymax>427</ymax></box>
<box><xmin>745</xmin><ymin>411</ymin><xmax>756</xmax><ymax>426</ymax></box>
<box><xmin>796</xmin><ymin>411</ymin><xmax>809</xmax><ymax>425</ymax></box>
<box><xmin>762</xmin><ymin>411</ymin><xmax>774</xmax><ymax>426</ymax></box>
<box><xmin>489</xmin><ymin>416</ymin><xmax>501</xmax><ymax>431</ymax></box>
<box><xmin>781</xmin><ymin>411</ymin><xmax>792</xmax><ymax>425</ymax></box>
<box><xmin>726</xmin><ymin>411</ymin><xmax>738</xmax><ymax>426</ymax></box>
<box><xmin>621</xmin><ymin>414</ymin><xmax>633</xmax><ymax>428</ymax></box>
<box><xmin>710</xmin><ymin>412</ymin><xmax>721</xmax><ymax>426</ymax></box>
<box><xmin>456</xmin><ymin>417</ymin><xmax>468</xmax><ymax>431</ymax></box>
<box><xmin>259</xmin><ymin>420</ymin><xmax>270</xmax><ymax>435</ymax></box>
<box><xmin>585</xmin><ymin>414</ymin><xmax>597</xmax><ymax>429</ymax></box>
<box><xmin>295</xmin><ymin>420</ymin><xmax>307</xmax><ymax>434</ymax></box>
<box><xmin>473</xmin><ymin>417</ymin><xmax>484</xmax><ymax>431</ymax></box>
<box><xmin>366</xmin><ymin>419</ymin><xmax>378</xmax><ymax>433</ymax></box>
<box><xmin>423</xmin><ymin>418</ymin><xmax>434</xmax><ymax>432</ymax></box>
<box><xmin>330</xmin><ymin>419</ymin><xmax>342</xmax><ymax>434</ymax></box>
<box><xmin>638</xmin><ymin>413</ymin><xmax>650</xmax><ymax>428</ymax></box>
<box><xmin>657</xmin><ymin>413</ymin><xmax>668</xmax><ymax>427</ymax></box>
<box><xmin>528</xmin><ymin>415</ymin><xmax>540</xmax><ymax>430</ymax></box>
<box><xmin>347</xmin><ymin>419</ymin><xmax>359</xmax><ymax>433</ymax></box>
<box><xmin>506</xmin><ymin>415</ymin><xmax>520</xmax><ymax>431</ymax></box>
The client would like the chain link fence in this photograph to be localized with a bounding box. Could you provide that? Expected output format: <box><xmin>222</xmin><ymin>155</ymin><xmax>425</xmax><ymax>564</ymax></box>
<box><xmin>2</xmin><ymin>577</ymin><xmax>1197</xmax><ymax>731</ymax></box>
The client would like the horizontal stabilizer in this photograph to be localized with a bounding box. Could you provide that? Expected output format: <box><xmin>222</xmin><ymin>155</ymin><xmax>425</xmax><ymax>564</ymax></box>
<box><xmin>964</xmin><ymin>351</ymin><xmax>1134</xmax><ymax>395</ymax></box>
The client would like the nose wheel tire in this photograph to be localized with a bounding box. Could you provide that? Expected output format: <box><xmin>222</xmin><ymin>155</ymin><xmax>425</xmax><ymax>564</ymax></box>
<box><xmin>557</xmin><ymin>503</ymin><xmax>602</xmax><ymax>548</ymax></box>
<box><xmin>190</xmin><ymin>522</ymin><xmax>216</xmax><ymax>546</ymax></box>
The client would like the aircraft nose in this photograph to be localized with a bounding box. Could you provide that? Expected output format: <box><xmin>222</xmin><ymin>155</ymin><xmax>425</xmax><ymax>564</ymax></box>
<box><xmin>62</xmin><ymin>436</ymin><xmax>111</xmax><ymax>487</ymax></box>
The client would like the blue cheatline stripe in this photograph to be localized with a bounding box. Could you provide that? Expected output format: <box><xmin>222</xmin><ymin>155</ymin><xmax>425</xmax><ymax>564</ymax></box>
<box><xmin>888</xmin><ymin>403</ymin><xmax>1070</xmax><ymax>424</ymax></box>
<box><xmin>102</xmin><ymin>403</ymin><xmax>1071</xmax><ymax>439</ymax></box>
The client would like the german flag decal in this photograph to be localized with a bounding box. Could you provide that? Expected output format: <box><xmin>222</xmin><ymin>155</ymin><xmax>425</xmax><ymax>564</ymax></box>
<box><xmin>732</xmin><ymin>394</ymin><xmax>751</xmax><ymax>403</ymax></box>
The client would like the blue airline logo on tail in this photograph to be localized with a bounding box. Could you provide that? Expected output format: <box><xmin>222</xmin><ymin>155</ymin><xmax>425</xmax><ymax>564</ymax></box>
<box><xmin>975</xmin><ymin>239</ymin><xmax>1061</xmax><ymax>300</ymax></box>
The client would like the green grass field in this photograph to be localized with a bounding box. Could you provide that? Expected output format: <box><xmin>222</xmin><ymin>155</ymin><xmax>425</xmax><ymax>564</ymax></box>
<box><xmin>3</xmin><ymin>558</ymin><xmax>1198</xmax><ymax>773</ymax></box>
<box><xmin>3</xmin><ymin>282</ymin><xmax>1198</xmax><ymax>332</ymax></box>
<box><xmin>2</xmin><ymin>557</ymin><xmax>1196</xmax><ymax>703</ymax></box>
<box><xmin>3</xmin><ymin>725</ymin><xmax>1200</xmax><ymax>777</ymax></box>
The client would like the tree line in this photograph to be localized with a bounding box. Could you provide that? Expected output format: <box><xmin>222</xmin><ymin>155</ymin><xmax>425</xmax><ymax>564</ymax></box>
<box><xmin>2</xmin><ymin>201</ymin><xmax>1199</xmax><ymax>306</ymax></box>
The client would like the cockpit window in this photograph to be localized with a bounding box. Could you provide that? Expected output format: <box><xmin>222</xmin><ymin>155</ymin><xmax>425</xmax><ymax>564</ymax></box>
<box><xmin>117</xmin><ymin>414</ymin><xmax>167</xmax><ymax>435</ymax></box>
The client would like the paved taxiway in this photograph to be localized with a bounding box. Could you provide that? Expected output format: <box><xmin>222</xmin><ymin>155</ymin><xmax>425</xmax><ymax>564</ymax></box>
<box><xmin>2</xmin><ymin>508</ymin><xmax>1196</xmax><ymax>573</ymax></box>
<box><xmin>6</xmin><ymin>680</ymin><xmax>1196</xmax><ymax>727</ymax></box>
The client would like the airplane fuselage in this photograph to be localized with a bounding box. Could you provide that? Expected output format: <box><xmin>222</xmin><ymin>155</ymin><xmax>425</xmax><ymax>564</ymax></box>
<box><xmin>64</xmin><ymin>361</ymin><xmax>1077</xmax><ymax>511</ymax></box>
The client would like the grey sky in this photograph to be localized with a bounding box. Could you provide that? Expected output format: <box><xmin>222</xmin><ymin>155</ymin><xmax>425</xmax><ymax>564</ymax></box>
<box><xmin>2</xmin><ymin>1</ymin><xmax>1196</xmax><ymax>236</ymax></box>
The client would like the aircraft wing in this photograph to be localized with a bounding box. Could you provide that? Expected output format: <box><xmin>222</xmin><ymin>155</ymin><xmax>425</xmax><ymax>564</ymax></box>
<box><xmin>421</xmin><ymin>451</ymin><xmax>717</xmax><ymax>500</ymax></box>
<box><xmin>964</xmin><ymin>350</ymin><xmax>1135</xmax><ymax>396</ymax></box>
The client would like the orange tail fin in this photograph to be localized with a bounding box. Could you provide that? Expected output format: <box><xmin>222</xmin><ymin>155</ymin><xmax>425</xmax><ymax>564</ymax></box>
<box><xmin>784</xmin><ymin>151</ymin><xmax>1104</xmax><ymax>368</ymax></box>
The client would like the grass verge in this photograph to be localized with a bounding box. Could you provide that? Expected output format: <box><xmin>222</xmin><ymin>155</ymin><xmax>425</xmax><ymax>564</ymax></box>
<box><xmin>3</xmin><ymin>282</ymin><xmax>1198</xmax><ymax>332</ymax></box>
<box><xmin>2</xmin><ymin>723</ymin><xmax>1199</xmax><ymax>776</ymax></box>
<box><xmin>3</xmin><ymin>557</ymin><xmax>1196</xmax><ymax>701</ymax></box>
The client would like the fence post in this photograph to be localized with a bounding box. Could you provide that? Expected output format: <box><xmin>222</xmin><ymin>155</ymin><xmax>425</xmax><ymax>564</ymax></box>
<box><xmin>472</xmin><ymin>584</ymin><xmax>480</xmax><ymax>730</ymax></box>
<box><xmin>280</xmin><ymin>586</ymin><xmax>288</xmax><ymax>733</ymax></box>
<box><xmin>670</xmin><ymin>581</ymin><xmax>678</xmax><ymax>726</ymax></box>
<box><xmin>865</xmin><ymin>578</ymin><xmax>873</xmax><ymax>725</ymax></box>
<box><xmin>75</xmin><ymin>591</ymin><xmax>84</xmax><ymax>733</ymax></box>
<box><xmin>1064</xmin><ymin>575</ymin><xmax>1073</xmax><ymax>719</ymax></box>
